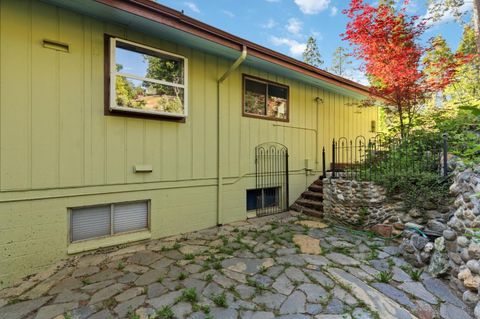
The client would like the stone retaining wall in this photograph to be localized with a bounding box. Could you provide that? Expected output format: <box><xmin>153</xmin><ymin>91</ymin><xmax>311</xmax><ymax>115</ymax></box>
<box><xmin>322</xmin><ymin>178</ymin><xmax>404</xmax><ymax>228</ymax></box>
<box><xmin>438</xmin><ymin>161</ymin><xmax>480</xmax><ymax>315</ymax></box>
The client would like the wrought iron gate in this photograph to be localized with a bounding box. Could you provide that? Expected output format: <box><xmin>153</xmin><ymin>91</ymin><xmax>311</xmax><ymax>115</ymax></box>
<box><xmin>254</xmin><ymin>142</ymin><xmax>289</xmax><ymax>216</ymax></box>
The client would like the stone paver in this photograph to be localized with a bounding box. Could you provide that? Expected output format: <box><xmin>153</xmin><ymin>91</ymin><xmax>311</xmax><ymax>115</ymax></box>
<box><xmin>0</xmin><ymin>212</ymin><xmax>473</xmax><ymax>318</ymax></box>
<box><xmin>293</xmin><ymin>234</ymin><xmax>322</xmax><ymax>255</ymax></box>
<box><xmin>327</xmin><ymin>267</ymin><xmax>416</xmax><ymax>319</ymax></box>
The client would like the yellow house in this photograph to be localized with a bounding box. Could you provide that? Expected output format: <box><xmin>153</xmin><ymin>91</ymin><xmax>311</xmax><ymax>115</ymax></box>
<box><xmin>0</xmin><ymin>0</ymin><xmax>379</xmax><ymax>287</ymax></box>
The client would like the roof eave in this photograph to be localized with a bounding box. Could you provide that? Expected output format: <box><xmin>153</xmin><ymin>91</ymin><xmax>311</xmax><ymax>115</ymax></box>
<box><xmin>95</xmin><ymin>0</ymin><xmax>374</xmax><ymax>98</ymax></box>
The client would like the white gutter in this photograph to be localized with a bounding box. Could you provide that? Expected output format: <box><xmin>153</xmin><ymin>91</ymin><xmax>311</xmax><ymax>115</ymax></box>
<box><xmin>216</xmin><ymin>46</ymin><xmax>247</xmax><ymax>225</ymax></box>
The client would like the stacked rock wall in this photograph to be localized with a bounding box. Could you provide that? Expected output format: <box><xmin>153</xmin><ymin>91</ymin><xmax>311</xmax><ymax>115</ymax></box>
<box><xmin>322</xmin><ymin>178</ymin><xmax>404</xmax><ymax>227</ymax></box>
<box><xmin>439</xmin><ymin>162</ymin><xmax>480</xmax><ymax>314</ymax></box>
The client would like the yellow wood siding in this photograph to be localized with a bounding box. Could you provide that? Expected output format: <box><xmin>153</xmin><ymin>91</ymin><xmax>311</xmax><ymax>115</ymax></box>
<box><xmin>0</xmin><ymin>0</ymin><xmax>378</xmax><ymax>287</ymax></box>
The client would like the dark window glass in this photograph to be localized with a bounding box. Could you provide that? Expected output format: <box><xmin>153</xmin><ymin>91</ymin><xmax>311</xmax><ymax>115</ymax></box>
<box><xmin>244</xmin><ymin>77</ymin><xmax>288</xmax><ymax>120</ymax></box>
<box><xmin>246</xmin><ymin>189</ymin><xmax>262</xmax><ymax>211</ymax></box>
<box><xmin>244</xmin><ymin>79</ymin><xmax>267</xmax><ymax>116</ymax></box>
<box><xmin>246</xmin><ymin>187</ymin><xmax>280</xmax><ymax>211</ymax></box>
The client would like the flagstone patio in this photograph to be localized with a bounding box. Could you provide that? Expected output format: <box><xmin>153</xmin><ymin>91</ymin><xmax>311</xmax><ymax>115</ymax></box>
<box><xmin>0</xmin><ymin>212</ymin><xmax>474</xmax><ymax>319</ymax></box>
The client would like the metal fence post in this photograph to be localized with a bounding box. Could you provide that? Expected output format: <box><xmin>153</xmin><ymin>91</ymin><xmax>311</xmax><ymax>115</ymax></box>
<box><xmin>443</xmin><ymin>134</ymin><xmax>448</xmax><ymax>177</ymax></box>
<box><xmin>332</xmin><ymin>139</ymin><xmax>336</xmax><ymax>179</ymax></box>
<box><xmin>322</xmin><ymin>147</ymin><xmax>326</xmax><ymax>178</ymax></box>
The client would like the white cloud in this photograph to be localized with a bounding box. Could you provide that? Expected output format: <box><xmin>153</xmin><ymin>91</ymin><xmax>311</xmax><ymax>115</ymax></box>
<box><xmin>270</xmin><ymin>36</ymin><xmax>306</xmax><ymax>56</ymax></box>
<box><xmin>423</xmin><ymin>1</ymin><xmax>473</xmax><ymax>27</ymax></box>
<box><xmin>344</xmin><ymin>69</ymin><xmax>369</xmax><ymax>86</ymax></box>
<box><xmin>184</xmin><ymin>2</ymin><xmax>200</xmax><ymax>13</ymax></box>
<box><xmin>222</xmin><ymin>10</ymin><xmax>234</xmax><ymax>18</ymax></box>
<box><xmin>262</xmin><ymin>18</ymin><xmax>277</xmax><ymax>29</ymax></box>
<box><xmin>286</xmin><ymin>18</ymin><xmax>303</xmax><ymax>35</ymax></box>
<box><xmin>311</xmin><ymin>30</ymin><xmax>323</xmax><ymax>41</ymax></box>
<box><xmin>330</xmin><ymin>6</ymin><xmax>338</xmax><ymax>16</ymax></box>
<box><xmin>294</xmin><ymin>0</ymin><xmax>330</xmax><ymax>14</ymax></box>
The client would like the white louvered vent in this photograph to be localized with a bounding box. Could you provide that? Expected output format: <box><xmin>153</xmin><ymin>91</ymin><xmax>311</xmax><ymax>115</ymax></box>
<box><xmin>71</xmin><ymin>205</ymin><xmax>111</xmax><ymax>242</ymax></box>
<box><xmin>70</xmin><ymin>200</ymin><xmax>149</xmax><ymax>242</ymax></box>
<box><xmin>113</xmin><ymin>202</ymin><xmax>148</xmax><ymax>233</ymax></box>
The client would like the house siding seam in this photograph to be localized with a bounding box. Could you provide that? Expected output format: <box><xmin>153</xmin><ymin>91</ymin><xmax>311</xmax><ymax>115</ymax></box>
<box><xmin>0</xmin><ymin>0</ymin><xmax>379</xmax><ymax>288</ymax></box>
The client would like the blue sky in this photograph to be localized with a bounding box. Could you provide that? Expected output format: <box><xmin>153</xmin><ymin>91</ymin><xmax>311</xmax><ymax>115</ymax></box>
<box><xmin>155</xmin><ymin>0</ymin><xmax>472</xmax><ymax>84</ymax></box>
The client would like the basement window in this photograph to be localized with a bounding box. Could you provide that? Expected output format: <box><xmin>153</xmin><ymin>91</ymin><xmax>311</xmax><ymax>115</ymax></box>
<box><xmin>70</xmin><ymin>200</ymin><xmax>149</xmax><ymax>242</ymax></box>
<box><xmin>109</xmin><ymin>37</ymin><xmax>188</xmax><ymax>118</ymax></box>
<box><xmin>243</xmin><ymin>75</ymin><xmax>289</xmax><ymax>121</ymax></box>
<box><xmin>246</xmin><ymin>187</ymin><xmax>280</xmax><ymax>211</ymax></box>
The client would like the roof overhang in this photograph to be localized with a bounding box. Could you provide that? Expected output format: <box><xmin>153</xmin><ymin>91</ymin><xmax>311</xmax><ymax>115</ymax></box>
<box><xmin>41</xmin><ymin>0</ymin><xmax>373</xmax><ymax>99</ymax></box>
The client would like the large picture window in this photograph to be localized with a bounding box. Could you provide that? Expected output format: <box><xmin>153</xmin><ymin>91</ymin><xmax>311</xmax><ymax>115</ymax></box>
<box><xmin>243</xmin><ymin>75</ymin><xmax>289</xmax><ymax>121</ymax></box>
<box><xmin>109</xmin><ymin>37</ymin><xmax>188</xmax><ymax>118</ymax></box>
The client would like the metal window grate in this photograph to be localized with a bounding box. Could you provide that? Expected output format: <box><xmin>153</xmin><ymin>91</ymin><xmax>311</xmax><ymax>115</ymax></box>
<box><xmin>70</xmin><ymin>201</ymin><xmax>149</xmax><ymax>242</ymax></box>
<box><xmin>113</xmin><ymin>202</ymin><xmax>148</xmax><ymax>233</ymax></box>
<box><xmin>71</xmin><ymin>205</ymin><xmax>111</xmax><ymax>242</ymax></box>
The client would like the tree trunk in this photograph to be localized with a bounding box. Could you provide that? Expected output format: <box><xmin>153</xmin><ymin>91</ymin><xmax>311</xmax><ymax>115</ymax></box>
<box><xmin>474</xmin><ymin>0</ymin><xmax>480</xmax><ymax>54</ymax></box>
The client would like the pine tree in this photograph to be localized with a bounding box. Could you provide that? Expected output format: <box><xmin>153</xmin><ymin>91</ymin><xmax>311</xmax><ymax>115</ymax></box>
<box><xmin>445</xmin><ymin>25</ymin><xmax>480</xmax><ymax>105</ymax></box>
<box><xmin>423</xmin><ymin>36</ymin><xmax>455</xmax><ymax>86</ymax></box>
<box><xmin>329</xmin><ymin>46</ymin><xmax>352</xmax><ymax>76</ymax></box>
<box><xmin>302</xmin><ymin>37</ymin><xmax>324</xmax><ymax>68</ymax></box>
<box><xmin>426</xmin><ymin>0</ymin><xmax>480</xmax><ymax>54</ymax></box>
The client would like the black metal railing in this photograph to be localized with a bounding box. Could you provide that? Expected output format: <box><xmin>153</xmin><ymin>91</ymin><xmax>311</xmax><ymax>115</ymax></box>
<box><xmin>326</xmin><ymin>134</ymin><xmax>448</xmax><ymax>181</ymax></box>
<box><xmin>255</xmin><ymin>142</ymin><xmax>289</xmax><ymax>216</ymax></box>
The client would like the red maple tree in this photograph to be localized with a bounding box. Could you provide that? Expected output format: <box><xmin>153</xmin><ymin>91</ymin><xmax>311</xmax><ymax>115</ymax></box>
<box><xmin>343</xmin><ymin>0</ymin><xmax>466</xmax><ymax>138</ymax></box>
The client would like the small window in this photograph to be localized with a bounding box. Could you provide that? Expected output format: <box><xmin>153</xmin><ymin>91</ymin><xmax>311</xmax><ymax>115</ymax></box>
<box><xmin>70</xmin><ymin>200</ymin><xmax>149</xmax><ymax>242</ymax></box>
<box><xmin>243</xmin><ymin>75</ymin><xmax>289</xmax><ymax>121</ymax></box>
<box><xmin>109</xmin><ymin>37</ymin><xmax>188</xmax><ymax>118</ymax></box>
<box><xmin>246</xmin><ymin>187</ymin><xmax>280</xmax><ymax>211</ymax></box>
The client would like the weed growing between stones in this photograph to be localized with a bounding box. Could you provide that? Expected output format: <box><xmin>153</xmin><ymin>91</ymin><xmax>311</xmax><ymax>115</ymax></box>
<box><xmin>126</xmin><ymin>306</ymin><xmax>140</xmax><ymax>319</ymax></box>
<box><xmin>6</xmin><ymin>298</ymin><xmax>23</xmax><ymax>305</ymax></box>
<box><xmin>400</xmin><ymin>264</ymin><xmax>423</xmax><ymax>281</ymax></box>
<box><xmin>156</xmin><ymin>305</ymin><xmax>174</xmax><ymax>319</ymax></box>
<box><xmin>205</xmin><ymin>273</ymin><xmax>214</xmax><ymax>282</ymax></box>
<box><xmin>81</xmin><ymin>279</ymin><xmax>91</xmax><ymax>286</ymax></box>
<box><xmin>376</xmin><ymin>270</ymin><xmax>394</xmax><ymax>283</ymax></box>
<box><xmin>103</xmin><ymin>297</ymin><xmax>117</xmax><ymax>309</ymax></box>
<box><xmin>184</xmin><ymin>253</ymin><xmax>195</xmax><ymax>260</ymax></box>
<box><xmin>366</xmin><ymin>249</ymin><xmax>379</xmax><ymax>260</ymax></box>
<box><xmin>178</xmin><ymin>272</ymin><xmax>188</xmax><ymax>280</ymax></box>
<box><xmin>178</xmin><ymin>288</ymin><xmax>198</xmax><ymax>303</ymax></box>
<box><xmin>212</xmin><ymin>292</ymin><xmax>228</xmax><ymax>307</ymax></box>
<box><xmin>247</xmin><ymin>277</ymin><xmax>268</xmax><ymax>294</ymax></box>
<box><xmin>387</xmin><ymin>258</ymin><xmax>395</xmax><ymax>268</ymax></box>
<box><xmin>117</xmin><ymin>261</ymin><xmax>125</xmax><ymax>270</ymax></box>
<box><xmin>157</xmin><ymin>276</ymin><xmax>164</xmax><ymax>283</ymax></box>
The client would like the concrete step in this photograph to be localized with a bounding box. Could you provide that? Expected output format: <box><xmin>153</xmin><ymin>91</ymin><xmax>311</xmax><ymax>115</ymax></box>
<box><xmin>301</xmin><ymin>207</ymin><xmax>324</xmax><ymax>218</ymax></box>
<box><xmin>296</xmin><ymin>198</ymin><xmax>323</xmax><ymax>210</ymax></box>
<box><xmin>290</xmin><ymin>203</ymin><xmax>323</xmax><ymax>218</ymax></box>
<box><xmin>302</xmin><ymin>191</ymin><xmax>323</xmax><ymax>201</ymax></box>
<box><xmin>313</xmin><ymin>178</ymin><xmax>324</xmax><ymax>186</ymax></box>
<box><xmin>308</xmin><ymin>184</ymin><xmax>323</xmax><ymax>192</ymax></box>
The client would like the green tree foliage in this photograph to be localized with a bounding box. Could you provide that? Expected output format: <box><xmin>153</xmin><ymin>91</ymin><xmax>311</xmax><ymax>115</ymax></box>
<box><xmin>115</xmin><ymin>64</ymin><xmax>146</xmax><ymax>109</ymax></box>
<box><xmin>144</xmin><ymin>55</ymin><xmax>184</xmax><ymax>113</ymax></box>
<box><xmin>426</xmin><ymin>0</ymin><xmax>480</xmax><ymax>53</ymax></box>
<box><xmin>423</xmin><ymin>36</ymin><xmax>455</xmax><ymax>87</ymax></box>
<box><xmin>302</xmin><ymin>36</ymin><xmax>324</xmax><ymax>68</ymax></box>
<box><xmin>329</xmin><ymin>46</ymin><xmax>352</xmax><ymax>76</ymax></box>
<box><xmin>446</xmin><ymin>25</ymin><xmax>480</xmax><ymax>106</ymax></box>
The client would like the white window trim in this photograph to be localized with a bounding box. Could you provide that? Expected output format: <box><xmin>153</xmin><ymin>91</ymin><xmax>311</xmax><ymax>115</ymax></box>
<box><xmin>109</xmin><ymin>37</ymin><xmax>189</xmax><ymax>118</ymax></box>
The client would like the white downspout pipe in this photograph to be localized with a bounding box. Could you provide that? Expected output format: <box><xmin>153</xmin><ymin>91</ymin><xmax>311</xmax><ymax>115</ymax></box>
<box><xmin>216</xmin><ymin>46</ymin><xmax>247</xmax><ymax>225</ymax></box>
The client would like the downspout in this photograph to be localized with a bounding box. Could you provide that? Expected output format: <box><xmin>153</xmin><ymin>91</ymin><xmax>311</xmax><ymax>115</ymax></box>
<box><xmin>216</xmin><ymin>45</ymin><xmax>247</xmax><ymax>225</ymax></box>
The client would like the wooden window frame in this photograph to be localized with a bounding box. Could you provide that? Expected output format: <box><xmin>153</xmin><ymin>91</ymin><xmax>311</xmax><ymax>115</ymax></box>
<box><xmin>104</xmin><ymin>34</ymin><xmax>187</xmax><ymax>122</ymax></box>
<box><xmin>242</xmin><ymin>74</ymin><xmax>289</xmax><ymax>122</ymax></box>
<box><xmin>68</xmin><ymin>199</ymin><xmax>151</xmax><ymax>243</ymax></box>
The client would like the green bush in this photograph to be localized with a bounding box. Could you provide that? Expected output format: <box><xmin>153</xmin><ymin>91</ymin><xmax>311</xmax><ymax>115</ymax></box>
<box><xmin>375</xmin><ymin>171</ymin><xmax>450</xmax><ymax>210</ymax></box>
